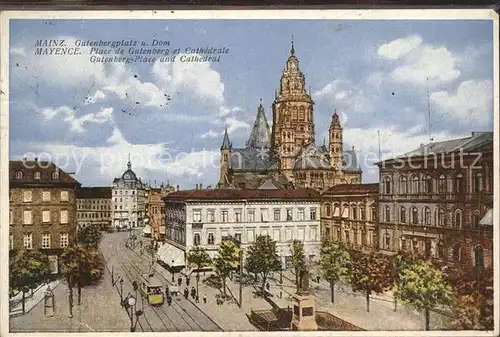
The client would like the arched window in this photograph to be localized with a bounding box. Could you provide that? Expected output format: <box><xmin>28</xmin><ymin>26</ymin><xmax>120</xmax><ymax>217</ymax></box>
<box><xmin>438</xmin><ymin>174</ymin><xmax>447</xmax><ymax>193</ymax></box>
<box><xmin>385</xmin><ymin>206</ymin><xmax>391</xmax><ymax>223</ymax></box>
<box><xmin>423</xmin><ymin>207</ymin><xmax>431</xmax><ymax>226</ymax></box>
<box><xmin>34</xmin><ymin>172</ymin><xmax>41</xmax><ymax>180</ymax></box>
<box><xmin>384</xmin><ymin>233</ymin><xmax>391</xmax><ymax>250</ymax></box>
<box><xmin>383</xmin><ymin>176</ymin><xmax>392</xmax><ymax>194</ymax></box>
<box><xmin>455</xmin><ymin>173</ymin><xmax>464</xmax><ymax>194</ymax></box>
<box><xmin>474</xmin><ymin>171</ymin><xmax>483</xmax><ymax>193</ymax></box>
<box><xmin>352</xmin><ymin>205</ymin><xmax>357</xmax><ymax>220</ymax></box>
<box><xmin>52</xmin><ymin>171</ymin><xmax>59</xmax><ymax>180</ymax></box>
<box><xmin>473</xmin><ymin>210</ymin><xmax>480</xmax><ymax>227</ymax></box>
<box><xmin>424</xmin><ymin>175</ymin><xmax>433</xmax><ymax>194</ymax></box>
<box><xmin>411</xmin><ymin>207</ymin><xmax>419</xmax><ymax>225</ymax></box>
<box><xmin>454</xmin><ymin>209</ymin><xmax>463</xmax><ymax>228</ymax></box>
<box><xmin>436</xmin><ymin>208</ymin><xmax>445</xmax><ymax>226</ymax></box>
<box><xmin>15</xmin><ymin>171</ymin><xmax>23</xmax><ymax>179</ymax></box>
<box><xmin>325</xmin><ymin>203</ymin><xmax>331</xmax><ymax>216</ymax></box>
<box><xmin>400</xmin><ymin>207</ymin><xmax>406</xmax><ymax>223</ymax></box>
<box><xmin>299</xmin><ymin>106</ymin><xmax>305</xmax><ymax>120</ymax></box>
<box><xmin>474</xmin><ymin>246</ymin><xmax>484</xmax><ymax>268</ymax></box>
<box><xmin>452</xmin><ymin>244</ymin><xmax>461</xmax><ymax>262</ymax></box>
<box><xmin>411</xmin><ymin>175</ymin><xmax>420</xmax><ymax>194</ymax></box>
<box><xmin>399</xmin><ymin>176</ymin><xmax>407</xmax><ymax>195</ymax></box>
<box><xmin>437</xmin><ymin>240</ymin><xmax>444</xmax><ymax>259</ymax></box>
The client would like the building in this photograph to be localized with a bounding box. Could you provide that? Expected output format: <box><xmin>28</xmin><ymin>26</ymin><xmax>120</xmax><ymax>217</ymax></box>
<box><xmin>111</xmin><ymin>159</ymin><xmax>146</xmax><ymax>230</ymax></box>
<box><xmin>9</xmin><ymin>159</ymin><xmax>81</xmax><ymax>274</ymax></box>
<box><xmin>376</xmin><ymin>132</ymin><xmax>494</xmax><ymax>268</ymax></box>
<box><xmin>321</xmin><ymin>184</ymin><xmax>379</xmax><ymax>252</ymax></box>
<box><xmin>159</xmin><ymin>188</ymin><xmax>322</xmax><ymax>272</ymax></box>
<box><xmin>218</xmin><ymin>42</ymin><xmax>362</xmax><ymax>191</ymax></box>
<box><xmin>76</xmin><ymin>187</ymin><xmax>112</xmax><ymax>230</ymax></box>
<box><xmin>144</xmin><ymin>182</ymin><xmax>176</xmax><ymax>245</ymax></box>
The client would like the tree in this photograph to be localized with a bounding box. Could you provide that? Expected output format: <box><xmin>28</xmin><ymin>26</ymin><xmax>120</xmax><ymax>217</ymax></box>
<box><xmin>450</xmin><ymin>266</ymin><xmax>493</xmax><ymax>330</ymax></box>
<box><xmin>395</xmin><ymin>258</ymin><xmax>452</xmax><ymax>330</ymax></box>
<box><xmin>77</xmin><ymin>225</ymin><xmax>103</xmax><ymax>248</ymax></box>
<box><xmin>318</xmin><ymin>241</ymin><xmax>350</xmax><ymax>303</ymax></box>
<box><xmin>213</xmin><ymin>238</ymin><xmax>239</xmax><ymax>296</ymax></box>
<box><xmin>392</xmin><ymin>250</ymin><xmax>416</xmax><ymax>311</ymax></box>
<box><xmin>187</xmin><ymin>246</ymin><xmax>212</xmax><ymax>296</ymax></box>
<box><xmin>9</xmin><ymin>250</ymin><xmax>51</xmax><ymax>314</ymax></box>
<box><xmin>60</xmin><ymin>244</ymin><xmax>104</xmax><ymax>317</ymax></box>
<box><xmin>245</xmin><ymin>235</ymin><xmax>282</xmax><ymax>296</ymax></box>
<box><xmin>290</xmin><ymin>240</ymin><xmax>306</xmax><ymax>289</ymax></box>
<box><xmin>349</xmin><ymin>251</ymin><xmax>393</xmax><ymax>312</ymax></box>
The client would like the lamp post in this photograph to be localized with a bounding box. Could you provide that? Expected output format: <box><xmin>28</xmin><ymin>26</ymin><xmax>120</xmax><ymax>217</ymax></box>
<box><xmin>239</xmin><ymin>248</ymin><xmax>243</xmax><ymax>309</ymax></box>
<box><xmin>127</xmin><ymin>295</ymin><xmax>136</xmax><ymax>332</ymax></box>
<box><xmin>120</xmin><ymin>279</ymin><xmax>124</xmax><ymax>302</ymax></box>
<box><xmin>171</xmin><ymin>259</ymin><xmax>175</xmax><ymax>282</ymax></box>
<box><xmin>44</xmin><ymin>286</ymin><xmax>55</xmax><ymax>317</ymax></box>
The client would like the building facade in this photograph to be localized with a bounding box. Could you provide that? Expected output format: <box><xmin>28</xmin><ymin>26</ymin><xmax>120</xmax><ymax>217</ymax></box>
<box><xmin>9</xmin><ymin>159</ymin><xmax>81</xmax><ymax>274</ymax></box>
<box><xmin>376</xmin><ymin>132</ymin><xmax>493</xmax><ymax>268</ymax></box>
<box><xmin>76</xmin><ymin>187</ymin><xmax>112</xmax><ymax>230</ymax></box>
<box><xmin>112</xmin><ymin>160</ymin><xmax>146</xmax><ymax>229</ymax></box>
<box><xmin>321</xmin><ymin>184</ymin><xmax>379</xmax><ymax>252</ymax></box>
<box><xmin>144</xmin><ymin>183</ymin><xmax>176</xmax><ymax>244</ymax></box>
<box><xmin>218</xmin><ymin>43</ymin><xmax>362</xmax><ymax>191</ymax></box>
<box><xmin>160</xmin><ymin>188</ymin><xmax>322</xmax><ymax>271</ymax></box>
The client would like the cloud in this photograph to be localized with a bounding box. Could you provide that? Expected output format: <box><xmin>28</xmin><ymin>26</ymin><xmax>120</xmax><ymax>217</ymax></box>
<box><xmin>378</xmin><ymin>35</ymin><xmax>422</xmax><ymax>60</ymax></box>
<box><xmin>313</xmin><ymin>80</ymin><xmax>340</xmax><ymax>98</ymax></box>
<box><xmin>201</xmin><ymin>130</ymin><xmax>220</xmax><ymax>139</ymax></box>
<box><xmin>40</xmin><ymin>106</ymin><xmax>113</xmax><ymax>134</ymax></box>
<box><xmin>218</xmin><ymin>106</ymin><xmax>244</xmax><ymax>116</ymax></box>
<box><xmin>200</xmin><ymin>116</ymin><xmax>250</xmax><ymax>139</ymax></box>
<box><xmin>378</xmin><ymin>35</ymin><xmax>460</xmax><ymax>86</ymax></box>
<box><xmin>10</xmin><ymin>47</ymin><xmax>26</xmax><ymax>57</ymax></box>
<box><xmin>84</xmin><ymin>90</ymin><xmax>107</xmax><ymax>105</ymax></box>
<box><xmin>430</xmin><ymin>79</ymin><xmax>493</xmax><ymax>128</ymax></box>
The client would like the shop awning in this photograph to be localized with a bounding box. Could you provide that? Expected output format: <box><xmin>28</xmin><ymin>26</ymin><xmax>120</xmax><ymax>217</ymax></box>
<box><xmin>480</xmin><ymin>209</ymin><xmax>493</xmax><ymax>226</ymax></box>
<box><xmin>157</xmin><ymin>243</ymin><xmax>185</xmax><ymax>267</ymax></box>
<box><xmin>143</xmin><ymin>225</ymin><xmax>152</xmax><ymax>234</ymax></box>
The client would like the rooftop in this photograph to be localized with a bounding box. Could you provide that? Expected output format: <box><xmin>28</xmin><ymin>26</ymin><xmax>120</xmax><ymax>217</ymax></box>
<box><xmin>322</xmin><ymin>183</ymin><xmax>379</xmax><ymax>196</ymax></box>
<box><xmin>9</xmin><ymin>160</ymin><xmax>80</xmax><ymax>186</ymax></box>
<box><xmin>77</xmin><ymin>186</ymin><xmax>112</xmax><ymax>199</ymax></box>
<box><xmin>163</xmin><ymin>188</ymin><xmax>321</xmax><ymax>201</ymax></box>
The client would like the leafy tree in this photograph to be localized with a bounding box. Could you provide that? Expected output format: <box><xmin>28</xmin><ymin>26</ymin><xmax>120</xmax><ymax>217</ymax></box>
<box><xmin>60</xmin><ymin>244</ymin><xmax>104</xmax><ymax>317</ymax></box>
<box><xmin>395</xmin><ymin>258</ymin><xmax>452</xmax><ymax>330</ymax></box>
<box><xmin>187</xmin><ymin>246</ymin><xmax>212</xmax><ymax>296</ymax></box>
<box><xmin>245</xmin><ymin>235</ymin><xmax>282</xmax><ymax>296</ymax></box>
<box><xmin>318</xmin><ymin>241</ymin><xmax>350</xmax><ymax>303</ymax></box>
<box><xmin>213</xmin><ymin>238</ymin><xmax>239</xmax><ymax>296</ymax></box>
<box><xmin>290</xmin><ymin>240</ymin><xmax>306</xmax><ymax>289</ymax></box>
<box><xmin>9</xmin><ymin>250</ymin><xmax>51</xmax><ymax>314</ymax></box>
<box><xmin>392</xmin><ymin>250</ymin><xmax>417</xmax><ymax>311</ymax></box>
<box><xmin>77</xmin><ymin>225</ymin><xmax>103</xmax><ymax>248</ymax></box>
<box><xmin>450</xmin><ymin>266</ymin><xmax>493</xmax><ymax>330</ymax></box>
<box><xmin>349</xmin><ymin>251</ymin><xmax>393</xmax><ymax>312</ymax></box>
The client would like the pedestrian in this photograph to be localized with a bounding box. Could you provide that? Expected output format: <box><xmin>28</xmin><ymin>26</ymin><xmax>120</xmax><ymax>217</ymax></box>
<box><xmin>165</xmin><ymin>286</ymin><xmax>169</xmax><ymax>296</ymax></box>
<box><xmin>280</xmin><ymin>291</ymin><xmax>282</xmax><ymax>299</ymax></box>
<box><xmin>191</xmin><ymin>286</ymin><xmax>196</xmax><ymax>299</ymax></box>
<box><xmin>196</xmin><ymin>295</ymin><xmax>199</xmax><ymax>303</ymax></box>
<box><xmin>178</xmin><ymin>277</ymin><xmax>182</xmax><ymax>287</ymax></box>
<box><xmin>203</xmin><ymin>294</ymin><xmax>207</xmax><ymax>304</ymax></box>
<box><xmin>266</xmin><ymin>282</ymin><xmax>270</xmax><ymax>291</ymax></box>
<box><xmin>167</xmin><ymin>296</ymin><xmax>172</xmax><ymax>306</ymax></box>
<box><xmin>184</xmin><ymin>288</ymin><xmax>189</xmax><ymax>299</ymax></box>
<box><xmin>316</xmin><ymin>275</ymin><xmax>320</xmax><ymax>283</ymax></box>
<box><xmin>186</xmin><ymin>276</ymin><xmax>190</xmax><ymax>286</ymax></box>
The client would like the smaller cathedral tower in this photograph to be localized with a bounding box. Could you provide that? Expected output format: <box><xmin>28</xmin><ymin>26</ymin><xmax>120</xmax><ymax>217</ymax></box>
<box><xmin>219</xmin><ymin>127</ymin><xmax>231</xmax><ymax>187</ymax></box>
<box><xmin>329</xmin><ymin>111</ymin><xmax>343</xmax><ymax>172</ymax></box>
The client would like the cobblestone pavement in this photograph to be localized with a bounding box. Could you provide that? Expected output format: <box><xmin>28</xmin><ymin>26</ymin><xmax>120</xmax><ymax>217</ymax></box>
<box><xmin>9</xmin><ymin>265</ymin><xmax>130</xmax><ymax>332</ymax></box>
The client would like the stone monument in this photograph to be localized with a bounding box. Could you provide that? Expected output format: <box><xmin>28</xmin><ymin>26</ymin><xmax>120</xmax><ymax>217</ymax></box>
<box><xmin>291</xmin><ymin>267</ymin><xmax>318</xmax><ymax>331</ymax></box>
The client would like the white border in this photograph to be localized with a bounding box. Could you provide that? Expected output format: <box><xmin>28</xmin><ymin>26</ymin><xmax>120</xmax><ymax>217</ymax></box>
<box><xmin>0</xmin><ymin>8</ymin><xmax>498</xmax><ymax>337</ymax></box>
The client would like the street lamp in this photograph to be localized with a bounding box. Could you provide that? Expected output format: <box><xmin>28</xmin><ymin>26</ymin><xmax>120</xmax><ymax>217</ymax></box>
<box><xmin>120</xmin><ymin>279</ymin><xmax>124</xmax><ymax>302</ymax></box>
<box><xmin>44</xmin><ymin>286</ymin><xmax>55</xmax><ymax>317</ymax></box>
<box><xmin>127</xmin><ymin>295</ymin><xmax>136</xmax><ymax>332</ymax></box>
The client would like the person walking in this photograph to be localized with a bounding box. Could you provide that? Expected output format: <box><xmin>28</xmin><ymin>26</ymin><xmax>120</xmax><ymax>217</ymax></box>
<box><xmin>266</xmin><ymin>282</ymin><xmax>270</xmax><ymax>291</ymax></box>
<box><xmin>203</xmin><ymin>294</ymin><xmax>207</xmax><ymax>304</ymax></box>
<box><xmin>184</xmin><ymin>288</ymin><xmax>189</xmax><ymax>299</ymax></box>
<box><xmin>195</xmin><ymin>295</ymin><xmax>199</xmax><ymax>303</ymax></box>
<box><xmin>186</xmin><ymin>276</ymin><xmax>190</xmax><ymax>286</ymax></box>
<box><xmin>167</xmin><ymin>296</ymin><xmax>172</xmax><ymax>306</ymax></box>
<box><xmin>178</xmin><ymin>277</ymin><xmax>182</xmax><ymax>287</ymax></box>
<box><xmin>190</xmin><ymin>287</ymin><xmax>196</xmax><ymax>299</ymax></box>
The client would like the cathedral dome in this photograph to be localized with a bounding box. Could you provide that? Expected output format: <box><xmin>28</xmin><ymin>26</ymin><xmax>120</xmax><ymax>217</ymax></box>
<box><xmin>122</xmin><ymin>169</ymin><xmax>137</xmax><ymax>181</ymax></box>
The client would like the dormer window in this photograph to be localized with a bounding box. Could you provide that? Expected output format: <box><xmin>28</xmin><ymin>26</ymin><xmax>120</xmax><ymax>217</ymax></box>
<box><xmin>15</xmin><ymin>171</ymin><xmax>23</xmax><ymax>179</ymax></box>
<box><xmin>34</xmin><ymin>172</ymin><xmax>41</xmax><ymax>180</ymax></box>
<box><xmin>52</xmin><ymin>171</ymin><xmax>59</xmax><ymax>180</ymax></box>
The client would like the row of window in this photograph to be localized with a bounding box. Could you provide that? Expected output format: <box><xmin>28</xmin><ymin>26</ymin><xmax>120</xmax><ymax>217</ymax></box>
<box><xmin>10</xmin><ymin>232</ymin><xmax>69</xmax><ymax>250</ymax></box>
<box><xmin>190</xmin><ymin>207</ymin><xmax>318</xmax><ymax>223</ymax></box>
<box><xmin>327</xmin><ymin>227</ymin><xmax>377</xmax><ymax>247</ymax></box>
<box><xmin>324</xmin><ymin>204</ymin><xmax>376</xmax><ymax>221</ymax></box>
<box><xmin>191</xmin><ymin>227</ymin><xmax>318</xmax><ymax>246</ymax></box>
<box><xmin>14</xmin><ymin>171</ymin><xmax>60</xmax><ymax>180</ymax></box>
<box><xmin>382</xmin><ymin>206</ymin><xmax>480</xmax><ymax>228</ymax></box>
<box><xmin>77</xmin><ymin>199</ymin><xmax>110</xmax><ymax>204</ymax></box>
<box><xmin>113</xmin><ymin>190</ymin><xmax>137</xmax><ymax>195</ymax></box>
<box><xmin>113</xmin><ymin>204</ymin><xmax>138</xmax><ymax>210</ymax></box>
<box><xmin>15</xmin><ymin>190</ymin><xmax>69</xmax><ymax>203</ymax></box>
<box><xmin>10</xmin><ymin>210</ymin><xmax>69</xmax><ymax>225</ymax></box>
<box><xmin>382</xmin><ymin>171</ymin><xmax>489</xmax><ymax>195</ymax></box>
<box><xmin>77</xmin><ymin>205</ymin><xmax>111</xmax><ymax>210</ymax></box>
<box><xmin>77</xmin><ymin>212</ymin><xmax>111</xmax><ymax>219</ymax></box>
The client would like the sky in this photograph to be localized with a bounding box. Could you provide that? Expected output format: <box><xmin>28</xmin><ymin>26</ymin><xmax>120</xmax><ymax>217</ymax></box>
<box><xmin>9</xmin><ymin>19</ymin><xmax>494</xmax><ymax>189</ymax></box>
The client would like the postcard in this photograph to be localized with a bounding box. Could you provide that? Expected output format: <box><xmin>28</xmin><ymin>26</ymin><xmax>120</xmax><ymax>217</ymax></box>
<box><xmin>1</xmin><ymin>9</ymin><xmax>498</xmax><ymax>337</ymax></box>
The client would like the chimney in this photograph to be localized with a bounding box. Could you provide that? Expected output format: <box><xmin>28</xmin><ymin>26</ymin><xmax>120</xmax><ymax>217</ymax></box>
<box><xmin>420</xmin><ymin>143</ymin><xmax>424</xmax><ymax>155</ymax></box>
<box><xmin>34</xmin><ymin>157</ymin><xmax>38</xmax><ymax>162</ymax></box>
<box><xmin>176</xmin><ymin>185</ymin><xmax>179</xmax><ymax>191</ymax></box>
<box><xmin>200</xmin><ymin>183</ymin><xmax>203</xmax><ymax>190</ymax></box>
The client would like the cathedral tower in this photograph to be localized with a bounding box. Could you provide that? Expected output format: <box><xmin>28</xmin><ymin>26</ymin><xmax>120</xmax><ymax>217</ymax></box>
<box><xmin>271</xmin><ymin>41</ymin><xmax>315</xmax><ymax>173</ymax></box>
<box><xmin>218</xmin><ymin>127</ymin><xmax>231</xmax><ymax>187</ymax></box>
<box><xmin>329</xmin><ymin>111</ymin><xmax>343</xmax><ymax>172</ymax></box>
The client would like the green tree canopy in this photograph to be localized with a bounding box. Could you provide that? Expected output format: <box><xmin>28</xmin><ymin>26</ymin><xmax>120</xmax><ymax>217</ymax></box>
<box><xmin>350</xmin><ymin>251</ymin><xmax>393</xmax><ymax>312</ymax></box>
<box><xmin>290</xmin><ymin>239</ymin><xmax>306</xmax><ymax>289</ymax></box>
<box><xmin>395</xmin><ymin>258</ymin><xmax>452</xmax><ymax>330</ymax></box>
<box><xmin>77</xmin><ymin>225</ymin><xmax>103</xmax><ymax>248</ymax></box>
<box><xmin>187</xmin><ymin>246</ymin><xmax>213</xmax><ymax>295</ymax></box>
<box><xmin>318</xmin><ymin>241</ymin><xmax>350</xmax><ymax>303</ymax></box>
<box><xmin>213</xmin><ymin>238</ymin><xmax>239</xmax><ymax>296</ymax></box>
<box><xmin>245</xmin><ymin>235</ymin><xmax>282</xmax><ymax>295</ymax></box>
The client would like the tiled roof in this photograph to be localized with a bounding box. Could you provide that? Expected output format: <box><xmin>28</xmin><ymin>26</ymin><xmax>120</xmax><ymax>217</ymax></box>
<box><xmin>77</xmin><ymin>187</ymin><xmax>112</xmax><ymax>199</ymax></box>
<box><xmin>164</xmin><ymin>188</ymin><xmax>321</xmax><ymax>201</ymax></box>
<box><xmin>322</xmin><ymin>183</ymin><xmax>379</xmax><ymax>196</ymax></box>
<box><xmin>230</xmin><ymin>147</ymin><xmax>279</xmax><ymax>171</ymax></box>
<box><xmin>9</xmin><ymin>160</ymin><xmax>80</xmax><ymax>186</ymax></box>
<box><xmin>342</xmin><ymin>150</ymin><xmax>362</xmax><ymax>173</ymax></box>
<box><xmin>246</xmin><ymin>103</ymin><xmax>272</xmax><ymax>149</ymax></box>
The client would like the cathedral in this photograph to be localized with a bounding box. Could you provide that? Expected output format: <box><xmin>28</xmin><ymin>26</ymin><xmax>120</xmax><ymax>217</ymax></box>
<box><xmin>217</xmin><ymin>42</ymin><xmax>362</xmax><ymax>191</ymax></box>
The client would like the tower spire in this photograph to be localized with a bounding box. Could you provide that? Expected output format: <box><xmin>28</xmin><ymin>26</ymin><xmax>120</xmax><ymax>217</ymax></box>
<box><xmin>127</xmin><ymin>153</ymin><xmax>131</xmax><ymax>170</ymax></box>
<box><xmin>290</xmin><ymin>35</ymin><xmax>295</xmax><ymax>55</ymax></box>
<box><xmin>220</xmin><ymin>126</ymin><xmax>231</xmax><ymax>150</ymax></box>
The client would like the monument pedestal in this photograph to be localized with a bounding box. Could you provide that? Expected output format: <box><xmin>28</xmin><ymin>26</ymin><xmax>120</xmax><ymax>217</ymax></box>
<box><xmin>291</xmin><ymin>292</ymin><xmax>318</xmax><ymax>331</ymax></box>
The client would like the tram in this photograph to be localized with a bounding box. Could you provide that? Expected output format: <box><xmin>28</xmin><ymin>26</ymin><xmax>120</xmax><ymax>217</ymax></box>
<box><xmin>138</xmin><ymin>274</ymin><xmax>164</xmax><ymax>306</ymax></box>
